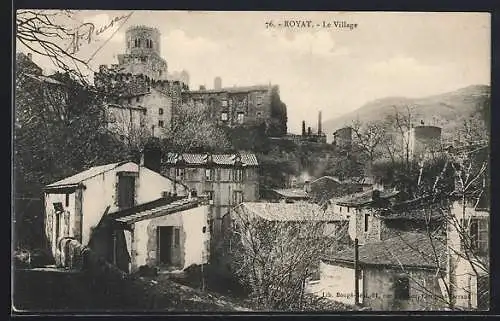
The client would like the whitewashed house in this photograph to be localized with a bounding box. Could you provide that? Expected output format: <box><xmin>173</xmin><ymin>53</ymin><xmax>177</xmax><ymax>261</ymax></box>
<box><xmin>318</xmin><ymin>232</ymin><xmax>447</xmax><ymax>311</ymax></box>
<box><xmin>446</xmin><ymin>198</ymin><xmax>489</xmax><ymax>310</ymax></box>
<box><xmin>103</xmin><ymin>197</ymin><xmax>211</xmax><ymax>272</ymax></box>
<box><xmin>44</xmin><ymin>161</ymin><xmax>188</xmax><ymax>266</ymax></box>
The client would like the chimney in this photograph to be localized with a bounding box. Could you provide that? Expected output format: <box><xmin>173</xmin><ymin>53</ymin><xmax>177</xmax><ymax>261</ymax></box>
<box><xmin>142</xmin><ymin>141</ymin><xmax>162</xmax><ymax>173</ymax></box>
<box><xmin>302</xmin><ymin>121</ymin><xmax>306</xmax><ymax>136</ymax></box>
<box><xmin>318</xmin><ymin>111</ymin><xmax>322</xmax><ymax>135</ymax></box>
<box><xmin>27</xmin><ymin>53</ymin><xmax>32</xmax><ymax>61</ymax></box>
<box><xmin>214</xmin><ymin>77</ymin><xmax>222</xmax><ymax>90</ymax></box>
<box><xmin>307</xmin><ymin>127</ymin><xmax>312</xmax><ymax>136</ymax></box>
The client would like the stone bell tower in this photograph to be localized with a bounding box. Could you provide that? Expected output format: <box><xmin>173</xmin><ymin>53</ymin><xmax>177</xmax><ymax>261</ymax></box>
<box><xmin>116</xmin><ymin>25</ymin><xmax>169</xmax><ymax>80</ymax></box>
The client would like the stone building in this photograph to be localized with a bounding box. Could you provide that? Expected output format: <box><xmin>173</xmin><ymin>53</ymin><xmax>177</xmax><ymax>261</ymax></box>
<box><xmin>161</xmin><ymin>152</ymin><xmax>260</xmax><ymax>239</ymax></box>
<box><xmin>405</xmin><ymin>123</ymin><xmax>443</xmax><ymax>161</ymax></box>
<box><xmin>319</xmin><ymin>232</ymin><xmax>447</xmax><ymax>310</ymax></box>
<box><xmin>94</xmin><ymin>25</ymin><xmax>189</xmax><ymax>138</ymax></box>
<box><xmin>43</xmin><ymin>161</ymin><xmax>189</xmax><ymax>269</ymax></box>
<box><xmin>118</xmin><ymin>25</ymin><xmax>169</xmax><ymax>81</ymax></box>
<box><xmin>333</xmin><ymin>127</ymin><xmax>353</xmax><ymax>149</ymax></box>
<box><xmin>182</xmin><ymin>78</ymin><xmax>286</xmax><ymax>133</ymax></box>
<box><xmin>95</xmin><ymin>25</ymin><xmax>287</xmax><ymax>139</ymax></box>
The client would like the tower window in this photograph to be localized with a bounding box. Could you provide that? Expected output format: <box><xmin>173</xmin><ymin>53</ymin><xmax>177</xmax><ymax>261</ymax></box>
<box><xmin>159</xmin><ymin>108</ymin><xmax>164</xmax><ymax>115</ymax></box>
<box><xmin>158</xmin><ymin>120</ymin><xmax>164</xmax><ymax>127</ymax></box>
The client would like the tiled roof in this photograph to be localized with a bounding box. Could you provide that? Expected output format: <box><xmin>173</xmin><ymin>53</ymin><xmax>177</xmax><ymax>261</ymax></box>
<box><xmin>46</xmin><ymin>162</ymin><xmax>129</xmax><ymax>188</ymax></box>
<box><xmin>113</xmin><ymin>197</ymin><xmax>201</xmax><ymax>224</ymax></box>
<box><xmin>380</xmin><ymin>207</ymin><xmax>445</xmax><ymax>221</ymax></box>
<box><xmin>323</xmin><ymin>232</ymin><xmax>447</xmax><ymax>269</ymax></box>
<box><xmin>164</xmin><ymin>152</ymin><xmax>258</xmax><ymax>166</ymax></box>
<box><xmin>334</xmin><ymin>189</ymin><xmax>399</xmax><ymax>207</ymax></box>
<box><xmin>187</xmin><ymin>85</ymin><xmax>270</xmax><ymax>94</ymax></box>
<box><xmin>311</xmin><ymin>176</ymin><xmax>342</xmax><ymax>185</ymax></box>
<box><xmin>272</xmin><ymin>188</ymin><xmax>309</xmax><ymax>199</ymax></box>
<box><xmin>239</xmin><ymin>202</ymin><xmax>336</xmax><ymax>221</ymax></box>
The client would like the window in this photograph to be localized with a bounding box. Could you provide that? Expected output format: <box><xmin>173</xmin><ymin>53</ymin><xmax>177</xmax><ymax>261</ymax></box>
<box><xmin>364</xmin><ymin>214</ymin><xmax>370</xmax><ymax>232</ymax></box>
<box><xmin>465</xmin><ymin>218</ymin><xmax>488</xmax><ymax>255</ymax></box>
<box><xmin>202</xmin><ymin>226</ymin><xmax>207</xmax><ymax>233</ymax></box>
<box><xmin>256</xmin><ymin>111</ymin><xmax>262</xmax><ymax>117</ymax></box>
<box><xmin>136</xmin><ymin>96</ymin><xmax>140</xmax><ymax>102</ymax></box>
<box><xmin>237</xmin><ymin>112</ymin><xmax>244</xmax><ymax>124</ymax></box>
<box><xmin>175</xmin><ymin>168</ymin><xmax>185</xmax><ymax>180</ymax></box>
<box><xmin>233</xmin><ymin>191</ymin><xmax>243</xmax><ymax>205</ymax></box>
<box><xmin>256</xmin><ymin>96</ymin><xmax>263</xmax><ymax>105</ymax></box>
<box><xmin>221</xmin><ymin>100</ymin><xmax>228</xmax><ymax>107</ymax></box>
<box><xmin>394</xmin><ymin>276</ymin><xmax>410</xmax><ymax>300</ymax></box>
<box><xmin>221</xmin><ymin>112</ymin><xmax>228</xmax><ymax>121</ymax></box>
<box><xmin>339</xmin><ymin>206</ymin><xmax>342</xmax><ymax>213</ymax></box>
<box><xmin>234</xmin><ymin>169</ymin><xmax>243</xmax><ymax>182</ymax></box>
<box><xmin>347</xmin><ymin>207</ymin><xmax>350</xmax><ymax>213</ymax></box>
<box><xmin>205</xmin><ymin>168</ymin><xmax>215</xmax><ymax>181</ymax></box>
<box><xmin>65</xmin><ymin>194</ymin><xmax>70</xmax><ymax>207</ymax></box>
<box><xmin>158</xmin><ymin>120</ymin><xmax>164</xmax><ymax>127</ymax></box>
<box><xmin>117</xmin><ymin>173</ymin><xmax>136</xmax><ymax>209</ymax></box>
<box><xmin>143</xmin><ymin>109</ymin><xmax>147</xmax><ymax>115</ymax></box>
<box><xmin>159</xmin><ymin>108</ymin><xmax>164</xmax><ymax>115</ymax></box>
<box><xmin>127</xmin><ymin>98</ymin><xmax>132</xmax><ymax>104</ymax></box>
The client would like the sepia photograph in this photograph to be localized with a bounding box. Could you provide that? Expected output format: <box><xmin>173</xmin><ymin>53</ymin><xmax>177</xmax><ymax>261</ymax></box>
<box><xmin>13</xmin><ymin>10</ymin><xmax>491</xmax><ymax>313</ymax></box>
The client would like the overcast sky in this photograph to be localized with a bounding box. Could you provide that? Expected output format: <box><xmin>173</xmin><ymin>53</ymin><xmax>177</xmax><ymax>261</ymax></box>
<box><xmin>16</xmin><ymin>10</ymin><xmax>491</xmax><ymax>133</ymax></box>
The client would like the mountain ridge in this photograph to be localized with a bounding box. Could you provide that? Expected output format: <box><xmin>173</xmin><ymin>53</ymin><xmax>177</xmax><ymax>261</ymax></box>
<box><xmin>322</xmin><ymin>84</ymin><xmax>490</xmax><ymax>142</ymax></box>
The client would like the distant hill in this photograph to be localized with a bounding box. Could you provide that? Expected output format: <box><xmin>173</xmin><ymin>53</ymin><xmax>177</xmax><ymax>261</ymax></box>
<box><xmin>322</xmin><ymin>85</ymin><xmax>490</xmax><ymax>142</ymax></box>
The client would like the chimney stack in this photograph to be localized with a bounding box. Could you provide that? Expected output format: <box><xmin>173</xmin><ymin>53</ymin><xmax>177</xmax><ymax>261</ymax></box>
<box><xmin>318</xmin><ymin>111</ymin><xmax>322</xmax><ymax>135</ymax></box>
<box><xmin>214</xmin><ymin>77</ymin><xmax>222</xmax><ymax>90</ymax></box>
<box><xmin>307</xmin><ymin>127</ymin><xmax>312</xmax><ymax>136</ymax></box>
<box><xmin>302</xmin><ymin>121</ymin><xmax>306</xmax><ymax>136</ymax></box>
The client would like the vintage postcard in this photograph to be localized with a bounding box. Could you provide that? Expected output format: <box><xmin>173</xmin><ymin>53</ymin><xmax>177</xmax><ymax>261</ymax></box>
<box><xmin>13</xmin><ymin>10</ymin><xmax>491</xmax><ymax>313</ymax></box>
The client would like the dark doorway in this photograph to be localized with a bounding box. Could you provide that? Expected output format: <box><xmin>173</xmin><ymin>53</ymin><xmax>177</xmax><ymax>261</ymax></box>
<box><xmin>117</xmin><ymin>174</ymin><xmax>136</xmax><ymax>209</ymax></box>
<box><xmin>157</xmin><ymin>226</ymin><xmax>182</xmax><ymax>267</ymax></box>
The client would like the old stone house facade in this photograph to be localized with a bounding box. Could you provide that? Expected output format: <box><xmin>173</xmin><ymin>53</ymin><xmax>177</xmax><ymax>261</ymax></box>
<box><xmin>91</xmin><ymin>196</ymin><xmax>211</xmax><ymax>273</ymax></box>
<box><xmin>43</xmin><ymin>161</ymin><xmax>188</xmax><ymax>265</ymax></box>
<box><xmin>182</xmin><ymin>82</ymin><xmax>285</xmax><ymax>133</ymax></box>
<box><xmin>318</xmin><ymin>232</ymin><xmax>447</xmax><ymax>311</ymax></box>
<box><xmin>161</xmin><ymin>153</ymin><xmax>259</xmax><ymax>239</ymax></box>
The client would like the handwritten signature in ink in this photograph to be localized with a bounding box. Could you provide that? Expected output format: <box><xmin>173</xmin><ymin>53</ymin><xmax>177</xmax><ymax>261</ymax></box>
<box><xmin>67</xmin><ymin>12</ymin><xmax>133</xmax><ymax>55</ymax></box>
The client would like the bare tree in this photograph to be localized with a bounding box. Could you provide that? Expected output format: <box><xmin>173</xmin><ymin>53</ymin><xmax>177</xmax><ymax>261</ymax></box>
<box><xmin>228</xmin><ymin>202</ymin><xmax>349</xmax><ymax>310</ymax></box>
<box><xmin>16</xmin><ymin>9</ymin><xmax>133</xmax><ymax>85</ymax></box>
<box><xmin>162</xmin><ymin>103</ymin><xmax>231</xmax><ymax>153</ymax></box>
<box><xmin>351</xmin><ymin>119</ymin><xmax>386</xmax><ymax>175</ymax></box>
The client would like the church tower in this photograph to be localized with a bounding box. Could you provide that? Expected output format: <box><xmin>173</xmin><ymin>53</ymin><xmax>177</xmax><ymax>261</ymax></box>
<box><xmin>116</xmin><ymin>25</ymin><xmax>169</xmax><ymax>80</ymax></box>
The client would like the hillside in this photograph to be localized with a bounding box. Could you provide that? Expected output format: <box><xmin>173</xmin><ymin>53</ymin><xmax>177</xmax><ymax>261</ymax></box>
<box><xmin>323</xmin><ymin>85</ymin><xmax>490</xmax><ymax>142</ymax></box>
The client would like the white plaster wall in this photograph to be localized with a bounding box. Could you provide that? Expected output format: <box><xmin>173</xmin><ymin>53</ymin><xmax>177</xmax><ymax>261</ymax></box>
<box><xmin>136</xmin><ymin>166</ymin><xmax>185</xmax><ymax>203</ymax></box>
<box><xmin>81</xmin><ymin>162</ymin><xmax>139</xmax><ymax>245</ymax></box>
<box><xmin>133</xmin><ymin>212</ymin><xmax>183</xmax><ymax>268</ymax></box>
<box><xmin>181</xmin><ymin>205</ymin><xmax>210</xmax><ymax>268</ymax></box>
<box><xmin>44</xmin><ymin>191</ymin><xmax>76</xmax><ymax>256</ymax></box>
<box><xmin>132</xmin><ymin>206</ymin><xmax>209</xmax><ymax>270</ymax></box>
<box><xmin>318</xmin><ymin>261</ymin><xmax>363</xmax><ymax>305</ymax></box>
